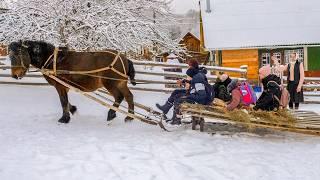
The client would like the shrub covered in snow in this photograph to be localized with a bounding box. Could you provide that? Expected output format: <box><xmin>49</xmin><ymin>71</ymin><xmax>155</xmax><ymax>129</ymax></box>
<box><xmin>0</xmin><ymin>0</ymin><xmax>181</xmax><ymax>53</ymax></box>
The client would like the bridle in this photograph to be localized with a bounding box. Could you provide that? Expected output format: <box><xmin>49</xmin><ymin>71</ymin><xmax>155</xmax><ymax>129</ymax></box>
<box><xmin>11</xmin><ymin>43</ymin><xmax>30</xmax><ymax>71</ymax></box>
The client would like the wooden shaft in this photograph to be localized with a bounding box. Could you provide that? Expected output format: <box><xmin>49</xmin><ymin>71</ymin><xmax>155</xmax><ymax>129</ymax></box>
<box><xmin>43</xmin><ymin>73</ymin><xmax>162</xmax><ymax>127</ymax></box>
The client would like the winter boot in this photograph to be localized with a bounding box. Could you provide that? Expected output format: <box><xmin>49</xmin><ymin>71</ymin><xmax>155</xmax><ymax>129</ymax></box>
<box><xmin>156</xmin><ymin>101</ymin><xmax>173</xmax><ymax>115</ymax></box>
<box><xmin>170</xmin><ymin>109</ymin><xmax>182</xmax><ymax>125</ymax></box>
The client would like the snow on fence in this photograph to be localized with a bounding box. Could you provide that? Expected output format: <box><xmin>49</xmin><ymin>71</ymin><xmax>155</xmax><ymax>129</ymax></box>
<box><xmin>132</xmin><ymin>60</ymin><xmax>248</xmax><ymax>77</ymax></box>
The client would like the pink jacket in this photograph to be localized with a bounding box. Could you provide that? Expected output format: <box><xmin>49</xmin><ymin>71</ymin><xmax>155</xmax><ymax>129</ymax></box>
<box><xmin>227</xmin><ymin>87</ymin><xmax>242</xmax><ymax>111</ymax></box>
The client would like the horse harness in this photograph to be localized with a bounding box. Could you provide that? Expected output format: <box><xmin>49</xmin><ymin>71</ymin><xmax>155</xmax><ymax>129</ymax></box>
<box><xmin>41</xmin><ymin>48</ymin><xmax>129</xmax><ymax>81</ymax></box>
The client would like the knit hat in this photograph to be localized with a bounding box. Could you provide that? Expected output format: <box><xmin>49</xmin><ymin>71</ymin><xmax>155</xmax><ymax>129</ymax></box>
<box><xmin>259</xmin><ymin>65</ymin><xmax>271</xmax><ymax>80</ymax></box>
<box><xmin>227</xmin><ymin>79</ymin><xmax>239</xmax><ymax>93</ymax></box>
<box><xmin>220</xmin><ymin>74</ymin><xmax>229</xmax><ymax>82</ymax></box>
<box><xmin>188</xmin><ymin>60</ymin><xmax>199</xmax><ymax>69</ymax></box>
<box><xmin>186</xmin><ymin>68</ymin><xmax>199</xmax><ymax>78</ymax></box>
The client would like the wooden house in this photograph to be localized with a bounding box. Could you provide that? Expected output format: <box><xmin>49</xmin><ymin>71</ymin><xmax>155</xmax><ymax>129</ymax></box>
<box><xmin>200</xmin><ymin>0</ymin><xmax>320</xmax><ymax>80</ymax></box>
<box><xmin>179</xmin><ymin>32</ymin><xmax>209</xmax><ymax>65</ymax></box>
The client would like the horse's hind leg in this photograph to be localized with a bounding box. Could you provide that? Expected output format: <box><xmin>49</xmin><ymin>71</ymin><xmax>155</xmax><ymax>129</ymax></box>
<box><xmin>55</xmin><ymin>85</ymin><xmax>71</xmax><ymax>123</ymax></box>
<box><xmin>118</xmin><ymin>82</ymin><xmax>134</xmax><ymax>122</ymax></box>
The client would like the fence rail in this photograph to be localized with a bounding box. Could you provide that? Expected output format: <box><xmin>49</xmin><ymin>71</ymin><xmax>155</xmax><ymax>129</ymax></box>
<box><xmin>1</xmin><ymin>60</ymin><xmax>320</xmax><ymax>91</ymax></box>
<box><xmin>132</xmin><ymin>60</ymin><xmax>248</xmax><ymax>74</ymax></box>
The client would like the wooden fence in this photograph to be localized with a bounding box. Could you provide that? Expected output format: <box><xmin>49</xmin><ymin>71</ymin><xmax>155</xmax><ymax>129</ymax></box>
<box><xmin>1</xmin><ymin>60</ymin><xmax>320</xmax><ymax>91</ymax></box>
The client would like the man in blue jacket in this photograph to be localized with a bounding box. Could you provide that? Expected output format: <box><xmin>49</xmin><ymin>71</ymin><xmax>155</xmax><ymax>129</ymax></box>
<box><xmin>156</xmin><ymin>60</ymin><xmax>213</xmax><ymax>125</ymax></box>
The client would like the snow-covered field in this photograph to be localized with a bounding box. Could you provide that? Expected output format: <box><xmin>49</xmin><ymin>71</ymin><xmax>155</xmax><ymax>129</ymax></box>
<box><xmin>1</xmin><ymin>85</ymin><xmax>320</xmax><ymax>180</ymax></box>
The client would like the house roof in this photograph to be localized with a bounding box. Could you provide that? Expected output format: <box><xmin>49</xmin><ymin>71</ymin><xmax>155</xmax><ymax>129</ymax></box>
<box><xmin>200</xmin><ymin>0</ymin><xmax>320</xmax><ymax>50</ymax></box>
<box><xmin>179</xmin><ymin>32</ymin><xmax>200</xmax><ymax>44</ymax></box>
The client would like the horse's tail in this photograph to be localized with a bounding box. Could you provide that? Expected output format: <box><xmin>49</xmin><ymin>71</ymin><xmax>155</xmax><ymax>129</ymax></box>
<box><xmin>127</xmin><ymin>59</ymin><xmax>136</xmax><ymax>86</ymax></box>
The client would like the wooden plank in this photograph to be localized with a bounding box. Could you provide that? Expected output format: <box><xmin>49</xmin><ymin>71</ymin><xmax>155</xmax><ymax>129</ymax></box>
<box><xmin>43</xmin><ymin>73</ymin><xmax>168</xmax><ymax>130</ymax></box>
<box><xmin>186</xmin><ymin>111</ymin><xmax>320</xmax><ymax>136</ymax></box>
<box><xmin>181</xmin><ymin>105</ymin><xmax>320</xmax><ymax>135</ymax></box>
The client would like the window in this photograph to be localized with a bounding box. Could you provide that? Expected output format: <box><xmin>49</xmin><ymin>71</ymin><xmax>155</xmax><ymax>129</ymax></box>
<box><xmin>261</xmin><ymin>53</ymin><xmax>270</xmax><ymax>66</ymax></box>
<box><xmin>284</xmin><ymin>49</ymin><xmax>304</xmax><ymax>63</ymax></box>
<box><xmin>272</xmin><ymin>52</ymin><xmax>281</xmax><ymax>64</ymax></box>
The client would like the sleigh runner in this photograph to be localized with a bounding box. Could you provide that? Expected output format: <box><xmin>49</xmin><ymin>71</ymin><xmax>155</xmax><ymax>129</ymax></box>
<box><xmin>179</xmin><ymin>100</ymin><xmax>320</xmax><ymax>136</ymax></box>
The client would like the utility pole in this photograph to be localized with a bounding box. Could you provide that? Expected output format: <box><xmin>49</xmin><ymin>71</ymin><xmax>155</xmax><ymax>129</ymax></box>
<box><xmin>153</xmin><ymin>10</ymin><xmax>157</xmax><ymax>61</ymax></box>
<box><xmin>199</xmin><ymin>1</ymin><xmax>205</xmax><ymax>53</ymax></box>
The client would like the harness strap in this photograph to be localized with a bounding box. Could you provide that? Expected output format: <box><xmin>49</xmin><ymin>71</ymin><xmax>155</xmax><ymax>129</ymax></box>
<box><xmin>53</xmin><ymin>48</ymin><xmax>59</xmax><ymax>76</ymax></box>
<box><xmin>42</xmin><ymin>49</ymin><xmax>128</xmax><ymax>79</ymax></box>
<box><xmin>42</xmin><ymin>54</ymin><xmax>54</xmax><ymax>69</ymax></box>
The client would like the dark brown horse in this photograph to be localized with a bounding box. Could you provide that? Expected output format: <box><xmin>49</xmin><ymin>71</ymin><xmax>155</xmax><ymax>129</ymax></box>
<box><xmin>9</xmin><ymin>40</ymin><xmax>136</xmax><ymax>123</ymax></box>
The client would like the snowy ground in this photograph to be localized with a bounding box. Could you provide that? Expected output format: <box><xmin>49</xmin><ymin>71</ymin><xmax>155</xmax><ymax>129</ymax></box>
<box><xmin>1</xmin><ymin>85</ymin><xmax>320</xmax><ymax>180</ymax></box>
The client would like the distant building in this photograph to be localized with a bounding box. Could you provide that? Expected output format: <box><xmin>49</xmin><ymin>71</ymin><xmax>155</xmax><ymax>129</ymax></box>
<box><xmin>179</xmin><ymin>32</ymin><xmax>209</xmax><ymax>64</ymax></box>
<box><xmin>200</xmin><ymin>0</ymin><xmax>320</xmax><ymax>79</ymax></box>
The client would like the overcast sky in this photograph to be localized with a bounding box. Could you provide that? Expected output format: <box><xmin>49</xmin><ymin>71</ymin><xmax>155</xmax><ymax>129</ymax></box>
<box><xmin>170</xmin><ymin>0</ymin><xmax>198</xmax><ymax>14</ymax></box>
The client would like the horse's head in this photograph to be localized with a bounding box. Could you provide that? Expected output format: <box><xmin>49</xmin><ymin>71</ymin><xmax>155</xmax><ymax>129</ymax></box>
<box><xmin>8</xmin><ymin>41</ymin><xmax>31</xmax><ymax>79</ymax></box>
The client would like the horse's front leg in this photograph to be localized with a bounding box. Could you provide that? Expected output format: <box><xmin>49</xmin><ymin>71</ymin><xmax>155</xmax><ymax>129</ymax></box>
<box><xmin>55</xmin><ymin>86</ymin><xmax>71</xmax><ymax>123</ymax></box>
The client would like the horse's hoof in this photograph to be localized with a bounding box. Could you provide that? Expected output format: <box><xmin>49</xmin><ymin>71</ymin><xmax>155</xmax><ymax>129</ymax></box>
<box><xmin>124</xmin><ymin>116</ymin><xmax>134</xmax><ymax>122</ymax></box>
<box><xmin>58</xmin><ymin>116</ymin><xmax>70</xmax><ymax>124</ymax></box>
<box><xmin>107</xmin><ymin>110</ymin><xmax>116</xmax><ymax>121</ymax></box>
<box><xmin>70</xmin><ymin>106</ymin><xmax>77</xmax><ymax>115</ymax></box>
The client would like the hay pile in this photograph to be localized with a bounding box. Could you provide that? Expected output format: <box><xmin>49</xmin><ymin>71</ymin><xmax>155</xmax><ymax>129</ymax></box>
<box><xmin>180</xmin><ymin>103</ymin><xmax>297</xmax><ymax>128</ymax></box>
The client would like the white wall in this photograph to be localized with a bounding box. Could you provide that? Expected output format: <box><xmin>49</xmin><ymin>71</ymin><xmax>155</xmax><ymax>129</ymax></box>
<box><xmin>201</xmin><ymin>0</ymin><xmax>320</xmax><ymax>49</ymax></box>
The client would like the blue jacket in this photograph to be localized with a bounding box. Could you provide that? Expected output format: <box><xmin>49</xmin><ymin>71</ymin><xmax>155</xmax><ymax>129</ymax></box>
<box><xmin>188</xmin><ymin>72</ymin><xmax>209</xmax><ymax>105</ymax></box>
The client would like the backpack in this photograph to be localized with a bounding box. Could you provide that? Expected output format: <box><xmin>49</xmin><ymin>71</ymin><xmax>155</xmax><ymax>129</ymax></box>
<box><xmin>240</xmin><ymin>82</ymin><xmax>257</xmax><ymax>106</ymax></box>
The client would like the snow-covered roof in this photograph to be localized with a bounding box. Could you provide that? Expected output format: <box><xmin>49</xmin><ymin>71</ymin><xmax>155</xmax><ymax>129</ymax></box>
<box><xmin>200</xmin><ymin>0</ymin><xmax>320</xmax><ymax>50</ymax></box>
<box><xmin>179</xmin><ymin>32</ymin><xmax>200</xmax><ymax>44</ymax></box>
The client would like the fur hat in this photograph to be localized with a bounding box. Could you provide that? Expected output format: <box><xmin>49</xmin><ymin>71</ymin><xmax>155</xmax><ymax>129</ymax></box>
<box><xmin>227</xmin><ymin>79</ymin><xmax>239</xmax><ymax>93</ymax></box>
<box><xmin>220</xmin><ymin>74</ymin><xmax>229</xmax><ymax>82</ymax></box>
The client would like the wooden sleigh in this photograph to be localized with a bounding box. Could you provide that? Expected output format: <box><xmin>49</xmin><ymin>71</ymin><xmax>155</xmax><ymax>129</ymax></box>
<box><xmin>180</xmin><ymin>99</ymin><xmax>320</xmax><ymax>136</ymax></box>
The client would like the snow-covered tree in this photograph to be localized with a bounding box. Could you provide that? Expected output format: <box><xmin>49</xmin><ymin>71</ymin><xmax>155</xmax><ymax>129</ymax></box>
<box><xmin>0</xmin><ymin>0</ymin><xmax>182</xmax><ymax>53</ymax></box>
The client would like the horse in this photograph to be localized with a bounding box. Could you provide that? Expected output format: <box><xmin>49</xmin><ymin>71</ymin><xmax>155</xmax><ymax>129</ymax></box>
<box><xmin>8</xmin><ymin>40</ymin><xmax>136</xmax><ymax>124</ymax></box>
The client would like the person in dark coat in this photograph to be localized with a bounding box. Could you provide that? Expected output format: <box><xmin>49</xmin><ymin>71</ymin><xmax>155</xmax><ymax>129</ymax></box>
<box><xmin>254</xmin><ymin>73</ymin><xmax>282</xmax><ymax>111</ymax></box>
<box><xmin>156</xmin><ymin>60</ymin><xmax>200</xmax><ymax>119</ymax></box>
<box><xmin>213</xmin><ymin>74</ymin><xmax>232</xmax><ymax>102</ymax></box>
<box><xmin>170</xmin><ymin>68</ymin><xmax>211</xmax><ymax>125</ymax></box>
<box><xmin>284</xmin><ymin>53</ymin><xmax>305</xmax><ymax>109</ymax></box>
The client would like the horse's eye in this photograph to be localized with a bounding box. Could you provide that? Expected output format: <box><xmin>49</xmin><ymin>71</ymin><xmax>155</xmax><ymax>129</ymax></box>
<box><xmin>33</xmin><ymin>46</ymin><xmax>40</xmax><ymax>54</ymax></box>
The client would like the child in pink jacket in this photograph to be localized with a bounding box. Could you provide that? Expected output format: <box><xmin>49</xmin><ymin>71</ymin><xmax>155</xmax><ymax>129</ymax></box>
<box><xmin>226</xmin><ymin>79</ymin><xmax>243</xmax><ymax>111</ymax></box>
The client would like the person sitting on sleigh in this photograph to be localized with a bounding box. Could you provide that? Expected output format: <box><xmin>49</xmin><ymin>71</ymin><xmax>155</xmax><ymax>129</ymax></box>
<box><xmin>225</xmin><ymin>79</ymin><xmax>243</xmax><ymax>111</ymax></box>
<box><xmin>254</xmin><ymin>65</ymin><xmax>282</xmax><ymax>111</ymax></box>
<box><xmin>224</xmin><ymin>79</ymin><xmax>256</xmax><ymax>111</ymax></box>
<box><xmin>213</xmin><ymin>73</ymin><xmax>232</xmax><ymax>102</ymax></box>
<box><xmin>156</xmin><ymin>60</ymin><xmax>213</xmax><ymax>125</ymax></box>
